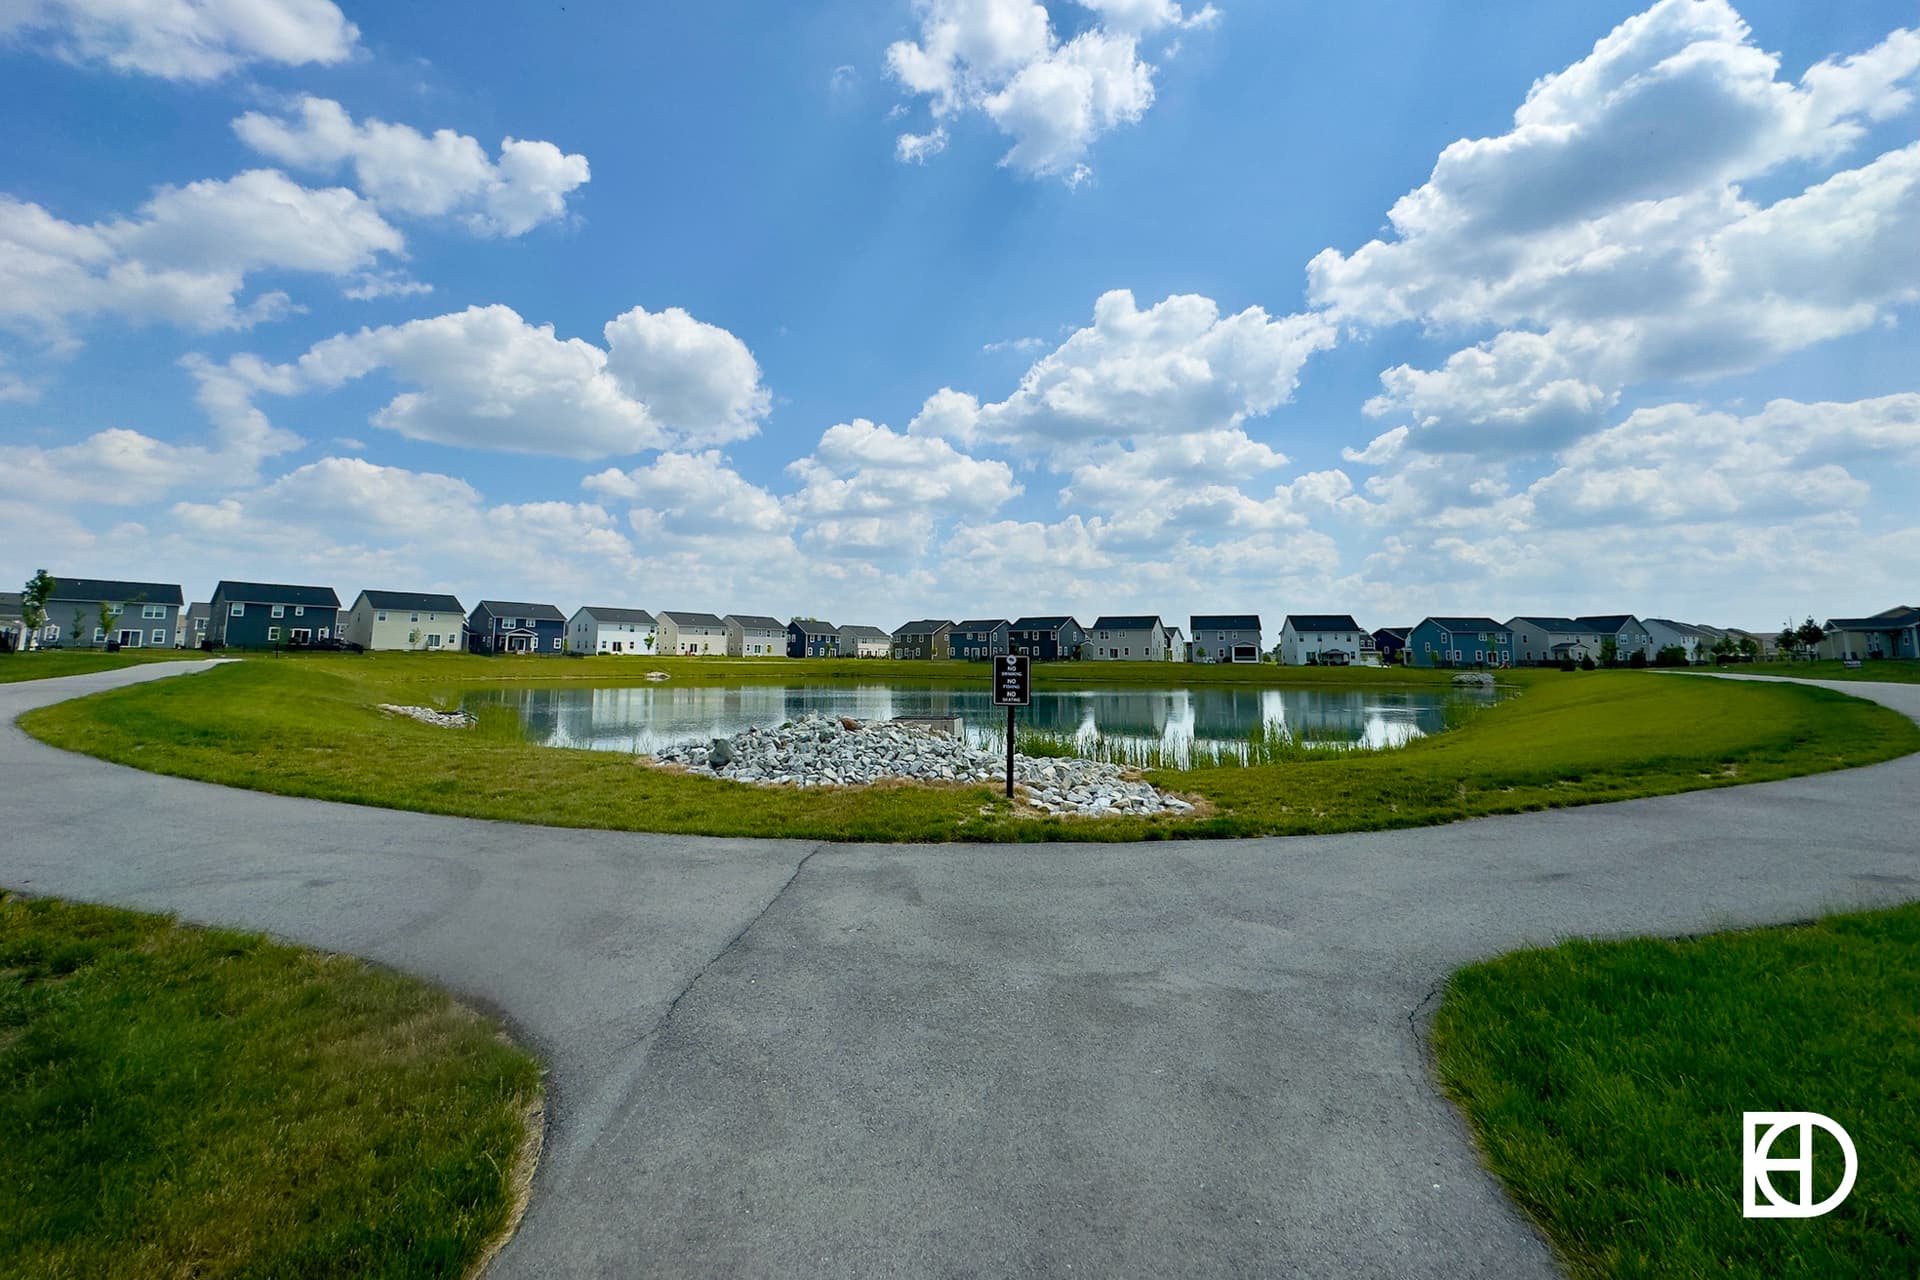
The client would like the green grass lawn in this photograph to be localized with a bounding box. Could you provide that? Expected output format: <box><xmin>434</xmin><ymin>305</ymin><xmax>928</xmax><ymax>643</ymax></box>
<box><xmin>0</xmin><ymin>649</ymin><xmax>201</xmax><ymax>683</ymax></box>
<box><xmin>1741</xmin><ymin>658</ymin><xmax>1920</xmax><ymax>684</ymax></box>
<box><xmin>19</xmin><ymin>655</ymin><xmax>1919</xmax><ymax>842</ymax></box>
<box><xmin>0</xmin><ymin>891</ymin><xmax>542</xmax><ymax>1279</ymax></box>
<box><xmin>1431</xmin><ymin>904</ymin><xmax>1920</xmax><ymax>1278</ymax></box>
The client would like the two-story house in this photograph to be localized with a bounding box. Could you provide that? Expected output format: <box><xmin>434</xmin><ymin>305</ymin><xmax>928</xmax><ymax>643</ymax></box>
<box><xmin>39</xmin><ymin>576</ymin><xmax>183</xmax><ymax>649</ymax></box>
<box><xmin>1505</xmin><ymin>617</ymin><xmax>1602</xmax><ymax>666</ymax></box>
<box><xmin>724</xmin><ymin>614</ymin><xmax>787</xmax><ymax>657</ymax></box>
<box><xmin>1278</xmin><ymin>615</ymin><xmax>1373</xmax><ymax>665</ymax></box>
<box><xmin>658</xmin><ymin>611</ymin><xmax>728</xmax><ymax>655</ymax></box>
<box><xmin>948</xmin><ymin>619</ymin><xmax>1010</xmax><ymax>661</ymax></box>
<box><xmin>1577</xmin><ymin>615</ymin><xmax>1655</xmax><ymax>665</ymax></box>
<box><xmin>837</xmin><ymin>624</ymin><xmax>892</xmax><ymax>658</ymax></box>
<box><xmin>1189</xmin><ymin>614</ymin><xmax>1262</xmax><ymax>663</ymax></box>
<box><xmin>787</xmin><ymin>618</ymin><xmax>839</xmax><ymax>658</ymax></box>
<box><xmin>891</xmin><ymin>619</ymin><xmax>955</xmax><ymax>660</ymax></box>
<box><xmin>1086</xmin><ymin>616</ymin><xmax>1169</xmax><ymax>661</ymax></box>
<box><xmin>208</xmin><ymin>581</ymin><xmax>340</xmax><ymax>649</ymax></box>
<box><xmin>568</xmin><ymin>607</ymin><xmax>658</xmax><ymax>655</ymax></box>
<box><xmin>343</xmin><ymin>590</ymin><xmax>466</xmax><ymax>651</ymax></box>
<box><xmin>1644</xmin><ymin>618</ymin><xmax>1712</xmax><ymax>664</ymax></box>
<box><xmin>468</xmin><ymin>601</ymin><xmax>565</xmax><ymax>655</ymax></box>
<box><xmin>1372</xmin><ymin>627</ymin><xmax>1411</xmax><ymax>665</ymax></box>
<box><xmin>175</xmin><ymin>602</ymin><xmax>210</xmax><ymax>649</ymax></box>
<box><xmin>1009</xmin><ymin>616</ymin><xmax>1086</xmax><ymax>661</ymax></box>
<box><xmin>1408</xmin><ymin>617</ymin><xmax>1513</xmax><ymax>668</ymax></box>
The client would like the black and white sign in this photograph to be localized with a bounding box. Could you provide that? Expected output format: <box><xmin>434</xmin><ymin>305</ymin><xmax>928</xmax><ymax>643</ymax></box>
<box><xmin>993</xmin><ymin>653</ymin><xmax>1030</xmax><ymax>706</ymax></box>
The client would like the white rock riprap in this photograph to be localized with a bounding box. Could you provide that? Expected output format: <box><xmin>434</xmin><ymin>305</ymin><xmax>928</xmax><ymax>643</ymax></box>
<box><xmin>378</xmin><ymin>704</ymin><xmax>475</xmax><ymax>728</ymax></box>
<box><xmin>646</xmin><ymin>713</ymin><xmax>1194</xmax><ymax>818</ymax></box>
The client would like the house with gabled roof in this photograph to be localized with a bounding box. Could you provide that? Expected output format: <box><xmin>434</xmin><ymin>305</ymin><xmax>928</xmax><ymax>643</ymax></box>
<box><xmin>1576</xmin><ymin>614</ymin><xmax>1654</xmax><ymax>664</ymax></box>
<box><xmin>0</xmin><ymin>591</ymin><xmax>23</xmax><ymax>651</ymax></box>
<box><xmin>38</xmin><ymin>576</ymin><xmax>184</xmax><ymax>649</ymax></box>
<box><xmin>1279</xmin><ymin>614</ymin><xmax>1372</xmax><ymax>665</ymax></box>
<box><xmin>568</xmin><ymin>607</ymin><xmax>657</xmax><ymax>656</ymax></box>
<box><xmin>1820</xmin><ymin>605</ymin><xmax>1920</xmax><ymax>662</ymax></box>
<box><xmin>175</xmin><ymin>602</ymin><xmax>209</xmax><ymax>649</ymax></box>
<box><xmin>469</xmin><ymin>600</ymin><xmax>565</xmax><ymax>655</ymax></box>
<box><xmin>1408</xmin><ymin>617</ymin><xmax>1513</xmax><ymax>668</ymax></box>
<box><xmin>1087</xmin><ymin>615</ymin><xmax>1169</xmax><ymax>661</ymax></box>
<box><xmin>658</xmin><ymin>611</ymin><xmax>727</xmax><ymax>655</ymax></box>
<box><xmin>787</xmin><ymin>618</ymin><xmax>839</xmax><ymax>658</ymax></box>
<box><xmin>837</xmin><ymin>623</ymin><xmax>892</xmax><ymax>658</ymax></box>
<box><xmin>1190</xmin><ymin>614</ymin><xmax>1262</xmax><ymax>663</ymax></box>
<box><xmin>344</xmin><ymin>590</ymin><xmax>466</xmax><ymax>651</ymax></box>
<box><xmin>949</xmin><ymin>619</ymin><xmax>1010</xmax><ymax>661</ymax></box>
<box><xmin>1645</xmin><ymin>618</ymin><xmax>1713</xmax><ymax>664</ymax></box>
<box><xmin>1010</xmin><ymin>616</ymin><xmax>1086</xmax><ymax>661</ymax></box>
<box><xmin>1162</xmin><ymin>624</ymin><xmax>1185</xmax><ymax>662</ymax></box>
<box><xmin>1372</xmin><ymin>626</ymin><xmax>1411</xmax><ymax>665</ymax></box>
<box><xmin>891</xmin><ymin>619</ymin><xmax>955</xmax><ymax>660</ymax></box>
<box><xmin>724</xmin><ymin>614</ymin><xmax>786</xmax><ymax>657</ymax></box>
<box><xmin>1506</xmin><ymin>617</ymin><xmax>1603</xmax><ymax>666</ymax></box>
<box><xmin>209</xmin><ymin>581</ymin><xmax>339</xmax><ymax>649</ymax></box>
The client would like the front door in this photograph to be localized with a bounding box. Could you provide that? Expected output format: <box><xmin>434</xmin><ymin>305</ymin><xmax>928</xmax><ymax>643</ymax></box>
<box><xmin>116</xmin><ymin>629</ymin><xmax>142</xmax><ymax>648</ymax></box>
<box><xmin>291</xmin><ymin>628</ymin><xmax>311</xmax><ymax>644</ymax></box>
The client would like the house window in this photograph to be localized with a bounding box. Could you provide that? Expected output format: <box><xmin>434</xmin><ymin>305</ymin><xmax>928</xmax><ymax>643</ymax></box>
<box><xmin>377</xmin><ymin>612</ymin><xmax>387</xmax><ymax>621</ymax></box>
<box><xmin>410</xmin><ymin>613</ymin><xmax>419</xmax><ymax>623</ymax></box>
<box><xmin>552</xmin><ymin>638</ymin><xmax>562</xmax><ymax>650</ymax></box>
<box><xmin>318</xmin><ymin>628</ymin><xmax>329</xmax><ymax>639</ymax></box>
<box><xmin>268</xmin><ymin>627</ymin><xmax>280</xmax><ymax>640</ymax></box>
<box><xmin>44</xmin><ymin>624</ymin><xmax>59</xmax><ymax>641</ymax></box>
<box><xmin>231</xmin><ymin>603</ymin><xmax>245</xmax><ymax>617</ymax></box>
<box><xmin>152</xmin><ymin>629</ymin><xmax>166</xmax><ymax>645</ymax></box>
<box><xmin>294</xmin><ymin>606</ymin><xmax>305</xmax><ymax>617</ymax></box>
<box><xmin>94</xmin><ymin>628</ymin><xmax>104</xmax><ymax>642</ymax></box>
<box><xmin>143</xmin><ymin>604</ymin><xmax>165</xmax><ymax>619</ymax></box>
<box><xmin>428</xmin><ymin>634</ymin><xmax>441</xmax><ymax>648</ymax></box>
<box><xmin>272</xmin><ymin>604</ymin><xmax>285</xmax><ymax>618</ymax></box>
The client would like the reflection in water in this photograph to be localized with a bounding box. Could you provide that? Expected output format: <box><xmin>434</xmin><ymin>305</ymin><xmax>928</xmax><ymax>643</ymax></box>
<box><xmin>467</xmin><ymin>683</ymin><xmax>1494</xmax><ymax>765</ymax></box>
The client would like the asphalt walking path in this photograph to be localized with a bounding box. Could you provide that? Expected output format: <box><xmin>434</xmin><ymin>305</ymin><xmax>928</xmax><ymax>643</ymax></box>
<box><xmin>4</xmin><ymin>663</ymin><xmax>1918</xmax><ymax>1277</ymax></box>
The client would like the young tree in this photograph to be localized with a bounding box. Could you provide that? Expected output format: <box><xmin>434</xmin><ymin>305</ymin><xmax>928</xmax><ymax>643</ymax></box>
<box><xmin>1711</xmin><ymin>635</ymin><xmax>1736</xmax><ymax>663</ymax></box>
<box><xmin>1739</xmin><ymin>635</ymin><xmax>1760</xmax><ymax>659</ymax></box>
<box><xmin>97</xmin><ymin>600</ymin><xmax>124</xmax><ymax>647</ymax></box>
<box><xmin>19</xmin><ymin>569</ymin><xmax>54</xmax><ymax>650</ymax></box>
<box><xmin>1599</xmin><ymin>634</ymin><xmax>1618</xmax><ymax>667</ymax></box>
<box><xmin>1776</xmin><ymin>620</ymin><xmax>1800</xmax><ymax>658</ymax></box>
<box><xmin>1796</xmin><ymin>616</ymin><xmax>1826</xmax><ymax>656</ymax></box>
<box><xmin>71</xmin><ymin>607</ymin><xmax>87</xmax><ymax>649</ymax></box>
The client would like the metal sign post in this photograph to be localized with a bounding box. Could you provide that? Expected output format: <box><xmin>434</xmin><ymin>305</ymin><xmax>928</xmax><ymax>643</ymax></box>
<box><xmin>992</xmin><ymin>653</ymin><xmax>1030</xmax><ymax>798</ymax></box>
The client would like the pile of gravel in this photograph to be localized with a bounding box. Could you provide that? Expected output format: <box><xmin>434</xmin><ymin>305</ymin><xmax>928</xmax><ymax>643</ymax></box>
<box><xmin>647</xmin><ymin>713</ymin><xmax>1193</xmax><ymax>817</ymax></box>
<box><xmin>378</xmin><ymin>704</ymin><xmax>475</xmax><ymax>728</ymax></box>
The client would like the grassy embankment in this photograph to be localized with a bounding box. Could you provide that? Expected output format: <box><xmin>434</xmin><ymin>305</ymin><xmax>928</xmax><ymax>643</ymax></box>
<box><xmin>20</xmin><ymin>653</ymin><xmax>1919</xmax><ymax>842</ymax></box>
<box><xmin>0</xmin><ymin>892</ymin><xmax>542</xmax><ymax>1279</ymax></box>
<box><xmin>1432</xmin><ymin>904</ymin><xmax>1920</xmax><ymax>1278</ymax></box>
<box><xmin>0</xmin><ymin>649</ymin><xmax>201</xmax><ymax>684</ymax></box>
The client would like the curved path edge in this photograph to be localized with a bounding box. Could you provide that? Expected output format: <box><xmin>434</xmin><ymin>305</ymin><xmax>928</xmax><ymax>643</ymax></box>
<box><xmin>5</xmin><ymin>662</ymin><xmax>1918</xmax><ymax>1278</ymax></box>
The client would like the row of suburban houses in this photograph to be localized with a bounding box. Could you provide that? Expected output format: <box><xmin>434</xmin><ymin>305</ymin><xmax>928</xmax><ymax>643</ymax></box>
<box><xmin>4</xmin><ymin>574</ymin><xmax>1914</xmax><ymax>667</ymax></box>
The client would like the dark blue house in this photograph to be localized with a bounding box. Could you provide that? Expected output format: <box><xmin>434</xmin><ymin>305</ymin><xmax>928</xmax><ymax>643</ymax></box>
<box><xmin>469</xmin><ymin>600</ymin><xmax>566</xmax><ymax>655</ymax></box>
<box><xmin>787</xmin><ymin>618</ymin><xmax>839</xmax><ymax>658</ymax></box>
<box><xmin>1372</xmin><ymin>626</ymin><xmax>1410</xmax><ymax>664</ymax></box>
<box><xmin>207</xmin><ymin>580</ymin><xmax>341</xmax><ymax>649</ymax></box>
<box><xmin>1407</xmin><ymin>617</ymin><xmax>1514</xmax><ymax>668</ymax></box>
<box><xmin>949</xmin><ymin>618</ymin><xmax>1010</xmax><ymax>661</ymax></box>
<box><xmin>1009</xmin><ymin>616</ymin><xmax>1086</xmax><ymax>661</ymax></box>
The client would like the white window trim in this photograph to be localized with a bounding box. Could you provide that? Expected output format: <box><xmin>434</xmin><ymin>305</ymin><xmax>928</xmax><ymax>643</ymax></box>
<box><xmin>268</xmin><ymin>626</ymin><xmax>280</xmax><ymax>641</ymax></box>
<box><xmin>231</xmin><ymin>603</ymin><xmax>245</xmax><ymax>617</ymax></box>
<box><xmin>271</xmin><ymin>604</ymin><xmax>285</xmax><ymax>618</ymax></box>
<box><xmin>151</xmin><ymin>629</ymin><xmax>166</xmax><ymax>644</ymax></box>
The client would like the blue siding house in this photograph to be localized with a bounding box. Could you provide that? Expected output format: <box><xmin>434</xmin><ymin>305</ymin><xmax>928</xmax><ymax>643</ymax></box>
<box><xmin>1009</xmin><ymin>616</ymin><xmax>1086</xmax><ymax>661</ymax></box>
<box><xmin>469</xmin><ymin>600</ymin><xmax>566</xmax><ymax>655</ymax></box>
<box><xmin>1408</xmin><ymin>617</ymin><xmax>1514</xmax><ymax>668</ymax></box>
<box><xmin>787</xmin><ymin>618</ymin><xmax>839</xmax><ymax>658</ymax></box>
<box><xmin>207</xmin><ymin>581</ymin><xmax>341</xmax><ymax>649</ymax></box>
<box><xmin>949</xmin><ymin>619</ymin><xmax>1010</xmax><ymax>661</ymax></box>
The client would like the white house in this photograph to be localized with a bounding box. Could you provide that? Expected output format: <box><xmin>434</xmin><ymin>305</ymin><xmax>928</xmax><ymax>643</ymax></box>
<box><xmin>658</xmin><ymin>610</ymin><xmax>728</xmax><ymax>655</ymax></box>
<box><xmin>567</xmin><ymin>606</ymin><xmax>658</xmax><ymax>656</ymax></box>
<box><xmin>1162</xmin><ymin>625</ymin><xmax>1185</xmax><ymax>662</ymax></box>
<box><xmin>836</xmin><ymin>624</ymin><xmax>892</xmax><ymax>658</ymax></box>
<box><xmin>1278</xmin><ymin>615</ymin><xmax>1373</xmax><ymax>665</ymax></box>
<box><xmin>724</xmin><ymin>614</ymin><xmax>786</xmax><ymax>657</ymax></box>
<box><xmin>1085</xmin><ymin>615</ymin><xmax>1170</xmax><ymax>661</ymax></box>
<box><xmin>343</xmin><ymin>590</ymin><xmax>466</xmax><ymax>651</ymax></box>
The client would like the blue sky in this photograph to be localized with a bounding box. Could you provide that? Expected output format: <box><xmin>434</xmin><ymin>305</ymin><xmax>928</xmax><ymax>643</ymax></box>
<box><xmin>2</xmin><ymin>0</ymin><xmax>1916</xmax><ymax>632</ymax></box>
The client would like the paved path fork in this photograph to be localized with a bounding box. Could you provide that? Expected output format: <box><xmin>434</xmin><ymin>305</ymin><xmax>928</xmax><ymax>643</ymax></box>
<box><xmin>4</xmin><ymin>663</ymin><xmax>1917</xmax><ymax>1277</ymax></box>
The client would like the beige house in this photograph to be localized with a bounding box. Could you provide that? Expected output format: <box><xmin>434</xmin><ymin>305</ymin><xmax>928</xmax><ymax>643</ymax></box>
<box><xmin>836</xmin><ymin>624</ymin><xmax>892</xmax><ymax>658</ymax></box>
<box><xmin>343</xmin><ymin>591</ymin><xmax>467</xmax><ymax>651</ymax></box>
<box><xmin>658</xmin><ymin>610</ymin><xmax>728</xmax><ymax>655</ymax></box>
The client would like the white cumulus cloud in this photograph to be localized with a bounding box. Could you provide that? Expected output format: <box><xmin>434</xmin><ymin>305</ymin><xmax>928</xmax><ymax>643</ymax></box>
<box><xmin>0</xmin><ymin>0</ymin><xmax>358</xmax><ymax>80</ymax></box>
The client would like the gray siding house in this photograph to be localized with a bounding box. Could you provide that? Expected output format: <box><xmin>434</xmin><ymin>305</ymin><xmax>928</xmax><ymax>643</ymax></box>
<box><xmin>40</xmin><ymin>576</ymin><xmax>183</xmax><ymax>649</ymax></box>
<box><xmin>1190</xmin><ymin>614</ymin><xmax>1262</xmax><ymax>663</ymax></box>
<box><xmin>658</xmin><ymin>611</ymin><xmax>729</xmax><ymax>655</ymax></box>
<box><xmin>837</xmin><ymin>624</ymin><xmax>893</xmax><ymax>658</ymax></box>
<box><xmin>1009</xmin><ymin>616</ymin><xmax>1086</xmax><ymax>661</ymax></box>
<box><xmin>176</xmin><ymin>602</ymin><xmax>210</xmax><ymax>649</ymax></box>
<box><xmin>1820</xmin><ymin>606</ymin><xmax>1920</xmax><ymax>661</ymax></box>
<box><xmin>724</xmin><ymin>614</ymin><xmax>787</xmax><ymax>657</ymax></box>
<box><xmin>1086</xmin><ymin>616</ymin><xmax>1169</xmax><ymax>661</ymax></box>
<box><xmin>949</xmin><ymin>619</ymin><xmax>1010</xmax><ymax>661</ymax></box>
<box><xmin>0</xmin><ymin>591</ymin><xmax>22</xmax><ymax>651</ymax></box>
<box><xmin>1506</xmin><ymin>617</ymin><xmax>1602</xmax><ymax>666</ymax></box>
<box><xmin>1577</xmin><ymin>615</ymin><xmax>1655</xmax><ymax>664</ymax></box>
<box><xmin>891</xmin><ymin>619</ymin><xmax>955</xmax><ymax>660</ymax></box>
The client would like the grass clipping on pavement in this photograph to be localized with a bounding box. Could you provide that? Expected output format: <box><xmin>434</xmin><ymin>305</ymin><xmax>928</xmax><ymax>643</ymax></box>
<box><xmin>19</xmin><ymin>654</ymin><xmax>1920</xmax><ymax>841</ymax></box>
<box><xmin>1431</xmin><ymin>903</ymin><xmax>1920</xmax><ymax>1278</ymax></box>
<box><xmin>0</xmin><ymin>892</ymin><xmax>543</xmax><ymax>1280</ymax></box>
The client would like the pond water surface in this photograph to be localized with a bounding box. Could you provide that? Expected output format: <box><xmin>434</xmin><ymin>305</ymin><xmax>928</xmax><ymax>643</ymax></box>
<box><xmin>465</xmin><ymin>683</ymin><xmax>1495</xmax><ymax>767</ymax></box>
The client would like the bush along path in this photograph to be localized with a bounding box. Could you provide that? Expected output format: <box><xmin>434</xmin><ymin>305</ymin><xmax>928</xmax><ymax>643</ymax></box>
<box><xmin>648</xmin><ymin>712</ymin><xmax>1198</xmax><ymax>817</ymax></box>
